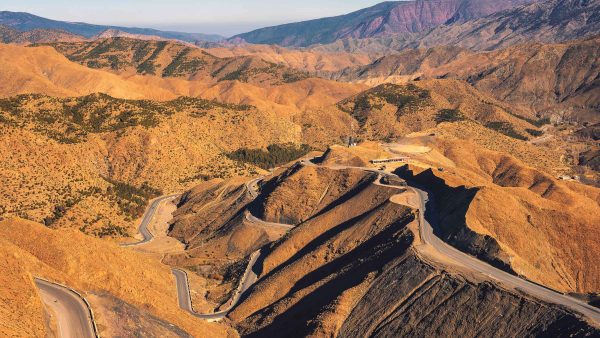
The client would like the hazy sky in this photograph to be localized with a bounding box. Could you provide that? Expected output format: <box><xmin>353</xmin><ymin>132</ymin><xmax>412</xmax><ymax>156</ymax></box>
<box><xmin>3</xmin><ymin>0</ymin><xmax>387</xmax><ymax>36</ymax></box>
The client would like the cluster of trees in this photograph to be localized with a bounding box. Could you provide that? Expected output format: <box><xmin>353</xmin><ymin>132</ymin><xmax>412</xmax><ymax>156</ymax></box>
<box><xmin>227</xmin><ymin>143</ymin><xmax>311</xmax><ymax>169</ymax></box>
<box><xmin>485</xmin><ymin>121</ymin><xmax>527</xmax><ymax>141</ymax></box>
<box><xmin>103</xmin><ymin>178</ymin><xmax>162</xmax><ymax>220</ymax></box>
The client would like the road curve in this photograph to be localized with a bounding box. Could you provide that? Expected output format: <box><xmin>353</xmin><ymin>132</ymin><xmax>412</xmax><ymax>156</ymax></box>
<box><xmin>160</xmin><ymin>155</ymin><xmax>600</xmax><ymax>325</ymax></box>
<box><xmin>121</xmin><ymin>194</ymin><xmax>179</xmax><ymax>247</ymax></box>
<box><xmin>303</xmin><ymin>157</ymin><xmax>600</xmax><ymax>324</ymax></box>
<box><xmin>172</xmin><ymin>250</ymin><xmax>261</xmax><ymax>321</ymax></box>
<box><xmin>34</xmin><ymin>278</ymin><xmax>97</xmax><ymax>338</ymax></box>
<box><xmin>171</xmin><ymin>176</ymin><xmax>293</xmax><ymax>320</ymax></box>
<box><xmin>408</xmin><ymin>186</ymin><xmax>600</xmax><ymax>325</ymax></box>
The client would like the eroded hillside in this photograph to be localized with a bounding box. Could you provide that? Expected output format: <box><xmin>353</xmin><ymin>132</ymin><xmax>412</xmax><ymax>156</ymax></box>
<box><xmin>170</xmin><ymin>149</ymin><xmax>599</xmax><ymax>336</ymax></box>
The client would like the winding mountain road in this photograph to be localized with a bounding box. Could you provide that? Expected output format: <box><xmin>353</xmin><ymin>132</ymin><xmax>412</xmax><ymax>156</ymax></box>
<box><xmin>301</xmin><ymin>158</ymin><xmax>600</xmax><ymax>324</ymax></box>
<box><xmin>408</xmin><ymin>185</ymin><xmax>600</xmax><ymax>325</ymax></box>
<box><xmin>172</xmin><ymin>250</ymin><xmax>261</xmax><ymax>321</ymax></box>
<box><xmin>135</xmin><ymin>156</ymin><xmax>600</xmax><ymax>325</ymax></box>
<box><xmin>34</xmin><ymin>278</ymin><xmax>97</xmax><ymax>338</ymax></box>
<box><xmin>121</xmin><ymin>194</ymin><xmax>179</xmax><ymax>247</ymax></box>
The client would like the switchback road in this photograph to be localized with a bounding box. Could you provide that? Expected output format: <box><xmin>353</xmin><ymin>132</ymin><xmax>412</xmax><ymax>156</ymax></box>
<box><xmin>303</xmin><ymin>157</ymin><xmax>600</xmax><ymax>325</ymax></box>
<box><xmin>172</xmin><ymin>250</ymin><xmax>261</xmax><ymax>321</ymax></box>
<box><xmin>149</xmin><ymin>154</ymin><xmax>600</xmax><ymax>325</ymax></box>
<box><xmin>121</xmin><ymin>194</ymin><xmax>179</xmax><ymax>247</ymax></box>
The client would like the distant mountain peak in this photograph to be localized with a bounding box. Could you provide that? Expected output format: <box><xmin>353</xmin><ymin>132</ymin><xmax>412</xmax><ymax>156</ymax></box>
<box><xmin>232</xmin><ymin>0</ymin><xmax>538</xmax><ymax>47</ymax></box>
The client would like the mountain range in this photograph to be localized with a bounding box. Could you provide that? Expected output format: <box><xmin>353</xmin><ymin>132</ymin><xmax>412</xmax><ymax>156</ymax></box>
<box><xmin>232</xmin><ymin>0</ymin><xmax>537</xmax><ymax>46</ymax></box>
<box><xmin>0</xmin><ymin>11</ymin><xmax>224</xmax><ymax>42</ymax></box>
<box><xmin>1</xmin><ymin>0</ymin><xmax>600</xmax><ymax>337</ymax></box>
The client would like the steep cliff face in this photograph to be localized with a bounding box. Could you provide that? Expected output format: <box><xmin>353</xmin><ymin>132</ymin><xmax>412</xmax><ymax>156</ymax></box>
<box><xmin>232</xmin><ymin>0</ymin><xmax>535</xmax><ymax>47</ymax></box>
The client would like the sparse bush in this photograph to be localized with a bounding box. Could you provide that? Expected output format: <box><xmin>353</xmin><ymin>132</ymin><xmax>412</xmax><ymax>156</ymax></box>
<box><xmin>435</xmin><ymin>109</ymin><xmax>465</xmax><ymax>124</ymax></box>
<box><xmin>525</xmin><ymin>128</ymin><xmax>543</xmax><ymax>137</ymax></box>
<box><xmin>485</xmin><ymin>121</ymin><xmax>527</xmax><ymax>140</ymax></box>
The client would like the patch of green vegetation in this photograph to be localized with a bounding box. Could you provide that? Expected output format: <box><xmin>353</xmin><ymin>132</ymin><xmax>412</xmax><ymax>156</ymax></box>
<box><xmin>226</xmin><ymin>143</ymin><xmax>311</xmax><ymax>169</ymax></box>
<box><xmin>136</xmin><ymin>40</ymin><xmax>167</xmax><ymax>75</ymax></box>
<box><xmin>102</xmin><ymin>177</ymin><xmax>162</xmax><ymax>221</ymax></box>
<box><xmin>485</xmin><ymin>121</ymin><xmax>527</xmax><ymax>141</ymax></box>
<box><xmin>337</xmin><ymin>83</ymin><xmax>431</xmax><ymax>127</ymax></box>
<box><xmin>0</xmin><ymin>94</ymin><xmax>254</xmax><ymax>143</ymax></box>
<box><xmin>92</xmin><ymin>222</ymin><xmax>129</xmax><ymax>238</ymax></box>
<box><xmin>162</xmin><ymin>48</ymin><xmax>208</xmax><ymax>77</ymax></box>
<box><xmin>42</xmin><ymin>187</ymin><xmax>102</xmax><ymax>226</ymax></box>
<box><xmin>525</xmin><ymin>128</ymin><xmax>543</xmax><ymax>137</ymax></box>
<box><xmin>435</xmin><ymin>109</ymin><xmax>465</xmax><ymax>124</ymax></box>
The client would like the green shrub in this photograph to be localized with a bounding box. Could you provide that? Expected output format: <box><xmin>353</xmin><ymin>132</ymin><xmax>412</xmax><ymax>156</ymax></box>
<box><xmin>485</xmin><ymin>121</ymin><xmax>527</xmax><ymax>140</ymax></box>
<box><xmin>525</xmin><ymin>128</ymin><xmax>543</xmax><ymax>137</ymax></box>
<box><xmin>435</xmin><ymin>109</ymin><xmax>465</xmax><ymax>124</ymax></box>
<box><xmin>226</xmin><ymin>143</ymin><xmax>311</xmax><ymax>169</ymax></box>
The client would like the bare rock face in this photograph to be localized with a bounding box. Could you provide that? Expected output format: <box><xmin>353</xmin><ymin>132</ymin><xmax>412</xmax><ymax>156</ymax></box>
<box><xmin>339</xmin><ymin>255</ymin><xmax>597</xmax><ymax>338</ymax></box>
<box><xmin>231</xmin><ymin>0</ymin><xmax>536</xmax><ymax>47</ymax></box>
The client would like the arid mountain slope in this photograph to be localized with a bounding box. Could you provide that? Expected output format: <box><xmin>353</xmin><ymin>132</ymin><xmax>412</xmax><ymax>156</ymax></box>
<box><xmin>0</xmin><ymin>218</ymin><xmax>232</xmax><ymax>337</ymax></box>
<box><xmin>0</xmin><ymin>92</ymin><xmax>328</xmax><ymax>237</ymax></box>
<box><xmin>39</xmin><ymin>38</ymin><xmax>309</xmax><ymax>84</ymax></box>
<box><xmin>0</xmin><ymin>43</ymin><xmax>365</xmax><ymax>113</ymax></box>
<box><xmin>232</xmin><ymin>0</ymin><xmax>535</xmax><ymax>47</ymax></box>
<box><xmin>183</xmin><ymin>160</ymin><xmax>597</xmax><ymax>336</ymax></box>
<box><xmin>313</xmin><ymin>0</ymin><xmax>600</xmax><ymax>55</ymax></box>
<box><xmin>203</xmin><ymin>43</ymin><xmax>373</xmax><ymax>72</ymax></box>
<box><xmin>335</xmin><ymin>81</ymin><xmax>542</xmax><ymax>142</ymax></box>
<box><xmin>331</xmin><ymin>36</ymin><xmax>600</xmax><ymax>122</ymax></box>
<box><xmin>417</xmin><ymin>0</ymin><xmax>600</xmax><ymax>51</ymax></box>
<box><xmin>388</xmin><ymin>134</ymin><xmax>600</xmax><ymax>293</ymax></box>
<box><xmin>0</xmin><ymin>25</ymin><xmax>84</xmax><ymax>44</ymax></box>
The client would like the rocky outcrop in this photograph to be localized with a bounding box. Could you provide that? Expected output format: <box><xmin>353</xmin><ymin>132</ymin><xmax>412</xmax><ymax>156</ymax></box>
<box><xmin>339</xmin><ymin>255</ymin><xmax>596</xmax><ymax>337</ymax></box>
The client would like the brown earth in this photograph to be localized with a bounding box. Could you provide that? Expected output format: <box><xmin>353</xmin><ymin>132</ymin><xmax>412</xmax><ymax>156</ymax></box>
<box><xmin>40</xmin><ymin>37</ymin><xmax>309</xmax><ymax>85</ymax></box>
<box><xmin>203</xmin><ymin>43</ymin><xmax>373</xmax><ymax>72</ymax></box>
<box><xmin>335</xmin><ymin>80</ymin><xmax>540</xmax><ymax>141</ymax></box>
<box><xmin>0</xmin><ymin>93</ymin><xmax>324</xmax><ymax>238</ymax></box>
<box><xmin>0</xmin><ymin>218</ymin><xmax>233</xmax><ymax>337</ymax></box>
<box><xmin>206</xmin><ymin>162</ymin><xmax>598</xmax><ymax>336</ymax></box>
<box><xmin>0</xmin><ymin>43</ymin><xmax>366</xmax><ymax>114</ymax></box>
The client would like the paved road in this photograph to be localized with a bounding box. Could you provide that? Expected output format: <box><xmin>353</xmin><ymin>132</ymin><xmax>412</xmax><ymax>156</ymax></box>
<box><xmin>121</xmin><ymin>194</ymin><xmax>179</xmax><ymax>247</ymax></box>
<box><xmin>172</xmin><ymin>250</ymin><xmax>261</xmax><ymax>322</ymax></box>
<box><xmin>165</xmin><ymin>155</ymin><xmax>600</xmax><ymax>325</ymax></box>
<box><xmin>34</xmin><ymin>279</ymin><xmax>96</xmax><ymax>338</ymax></box>
<box><xmin>303</xmin><ymin>157</ymin><xmax>600</xmax><ymax>324</ymax></box>
<box><xmin>170</xmin><ymin>176</ymin><xmax>293</xmax><ymax>321</ymax></box>
<box><xmin>246</xmin><ymin>212</ymin><xmax>294</xmax><ymax>229</ymax></box>
<box><xmin>407</xmin><ymin>186</ymin><xmax>600</xmax><ymax>325</ymax></box>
